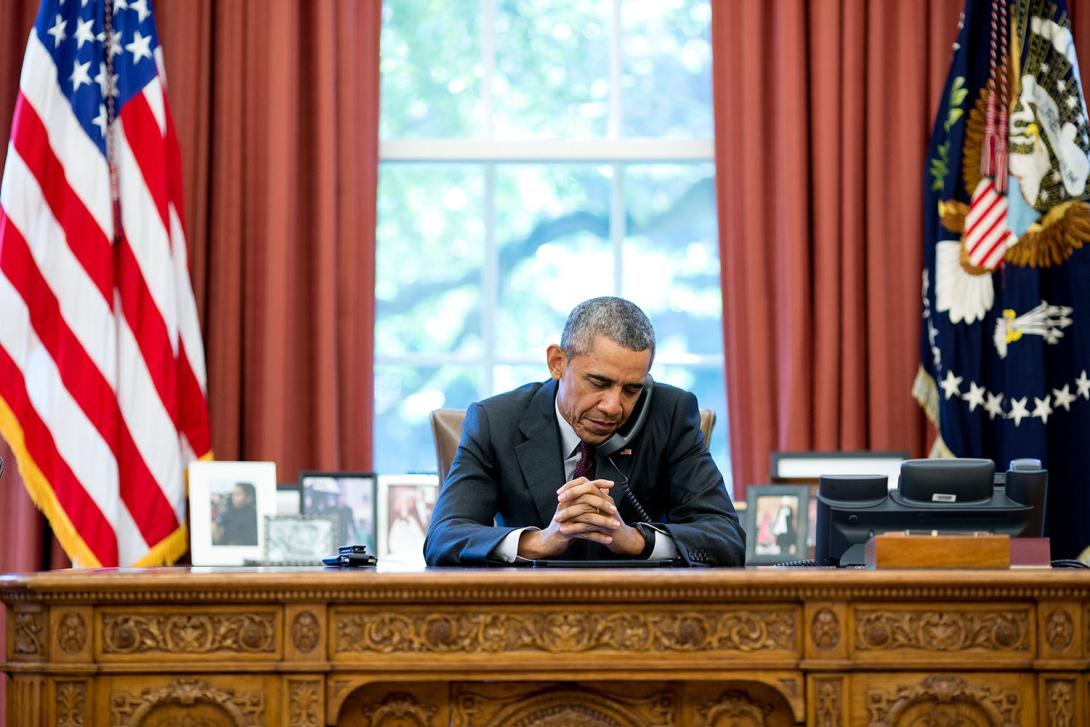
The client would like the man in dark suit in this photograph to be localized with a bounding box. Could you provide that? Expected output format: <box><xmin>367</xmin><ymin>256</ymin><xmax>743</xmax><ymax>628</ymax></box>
<box><xmin>424</xmin><ymin>297</ymin><xmax>745</xmax><ymax>566</ymax></box>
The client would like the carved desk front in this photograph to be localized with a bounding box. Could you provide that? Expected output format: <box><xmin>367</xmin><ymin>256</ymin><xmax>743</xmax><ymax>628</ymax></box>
<box><xmin>2</xmin><ymin>567</ymin><xmax>1089</xmax><ymax>726</ymax></box>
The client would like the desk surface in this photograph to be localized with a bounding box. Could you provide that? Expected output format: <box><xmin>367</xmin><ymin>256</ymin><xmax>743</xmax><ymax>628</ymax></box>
<box><xmin>3</xmin><ymin>566</ymin><xmax>1089</xmax><ymax>726</ymax></box>
<box><xmin>3</xmin><ymin>564</ymin><xmax>1088</xmax><ymax>601</ymax></box>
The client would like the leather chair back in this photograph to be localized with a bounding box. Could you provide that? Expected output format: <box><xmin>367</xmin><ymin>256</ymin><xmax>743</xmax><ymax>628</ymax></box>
<box><xmin>430</xmin><ymin>408</ymin><xmax>467</xmax><ymax>483</ymax></box>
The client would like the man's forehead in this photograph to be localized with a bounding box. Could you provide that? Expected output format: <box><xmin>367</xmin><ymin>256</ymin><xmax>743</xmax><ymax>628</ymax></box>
<box><xmin>570</xmin><ymin>341</ymin><xmax>651</xmax><ymax>383</ymax></box>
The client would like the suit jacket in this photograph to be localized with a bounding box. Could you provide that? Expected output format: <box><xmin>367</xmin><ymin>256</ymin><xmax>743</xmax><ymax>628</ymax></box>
<box><xmin>424</xmin><ymin>379</ymin><xmax>746</xmax><ymax>566</ymax></box>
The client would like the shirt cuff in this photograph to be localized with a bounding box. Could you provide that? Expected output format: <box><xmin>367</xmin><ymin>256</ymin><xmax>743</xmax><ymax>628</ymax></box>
<box><xmin>646</xmin><ymin>524</ymin><xmax>678</xmax><ymax>560</ymax></box>
<box><xmin>492</xmin><ymin>527</ymin><xmax>537</xmax><ymax>563</ymax></box>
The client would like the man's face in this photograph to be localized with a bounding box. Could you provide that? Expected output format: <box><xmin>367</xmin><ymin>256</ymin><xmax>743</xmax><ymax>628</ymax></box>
<box><xmin>548</xmin><ymin>336</ymin><xmax>652</xmax><ymax>446</ymax></box>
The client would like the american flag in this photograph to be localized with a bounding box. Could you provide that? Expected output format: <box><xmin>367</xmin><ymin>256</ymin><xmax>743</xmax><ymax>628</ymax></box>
<box><xmin>0</xmin><ymin>0</ymin><xmax>210</xmax><ymax>567</ymax></box>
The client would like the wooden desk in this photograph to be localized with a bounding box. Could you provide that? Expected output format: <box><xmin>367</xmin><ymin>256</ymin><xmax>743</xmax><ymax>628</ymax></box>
<box><xmin>2</xmin><ymin>567</ymin><xmax>1088</xmax><ymax>726</ymax></box>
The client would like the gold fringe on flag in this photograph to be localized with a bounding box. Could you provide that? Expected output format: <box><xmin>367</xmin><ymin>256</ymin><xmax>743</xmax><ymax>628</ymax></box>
<box><xmin>0</xmin><ymin>396</ymin><xmax>102</xmax><ymax>568</ymax></box>
<box><xmin>912</xmin><ymin>365</ymin><xmax>956</xmax><ymax>460</ymax></box>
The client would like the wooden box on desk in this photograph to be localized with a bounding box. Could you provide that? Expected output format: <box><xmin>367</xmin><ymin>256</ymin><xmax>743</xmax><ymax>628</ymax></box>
<box><xmin>864</xmin><ymin>531</ymin><xmax>1010</xmax><ymax>569</ymax></box>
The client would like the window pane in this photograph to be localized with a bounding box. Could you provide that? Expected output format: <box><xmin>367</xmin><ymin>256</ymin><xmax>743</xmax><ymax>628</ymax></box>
<box><xmin>622</xmin><ymin>1</ymin><xmax>712</xmax><ymax>138</ymax></box>
<box><xmin>380</xmin><ymin>1</ymin><xmax>483</xmax><ymax>138</ymax></box>
<box><xmin>376</xmin><ymin>164</ymin><xmax>485</xmax><ymax>356</ymax></box>
<box><xmin>374</xmin><ymin>365</ymin><xmax>483</xmax><ymax>474</ymax></box>
<box><xmin>652</xmin><ymin>364</ymin><xmax>732</xmax><ymax>493</ymax></box>
<box><xmin>494</xmin><ymin>364</ymin><xmax>552</xmax><ymax>395</ymax></box>
<box><xmin>494</xmin><ymin>164</ymin><xmax>613</xmax><ymax>356</ymax></box>
<box><xmin>493</xmin><ymin>0</ymin><xmax>611</xmax><ymax>139</ymax></box>
<box><xmin>623</xmin><ymin>163</ymin><xmax>722</xmax><ymax>357</ymax></box>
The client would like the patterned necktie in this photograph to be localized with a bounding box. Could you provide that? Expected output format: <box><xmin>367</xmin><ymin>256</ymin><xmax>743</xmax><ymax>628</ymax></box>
<box><xmin>572</xmin><ymin>441</ymin><xmax>596</xmax><ymax>480</ymax></box>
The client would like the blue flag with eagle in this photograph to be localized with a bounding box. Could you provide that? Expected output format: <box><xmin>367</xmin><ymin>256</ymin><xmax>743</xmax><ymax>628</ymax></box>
<box><xmin>917</xmin><ymin>0</ymin><xmax>1090</xmax><ymax>559</ymax></box>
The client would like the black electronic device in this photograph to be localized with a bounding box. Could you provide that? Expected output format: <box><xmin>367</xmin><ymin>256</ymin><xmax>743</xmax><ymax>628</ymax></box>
<box><xmin>0</xmin><ymin>455</ymin><xmax>4</xmax><ymax>480</ymax></box>
<box><xmin>814</xmin><ymin>458</ymin><xmax>1047</xmax><ymax>567</ymax></box>
<box><xmin>322</xmin><ymin>544</ymin><xmax>377</xmax><ymax>568</ymax></box>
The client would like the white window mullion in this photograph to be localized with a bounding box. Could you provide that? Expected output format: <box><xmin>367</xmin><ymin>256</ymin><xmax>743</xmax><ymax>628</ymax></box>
<box><xmin>482</xmin><ymin>0</ymin><xmax>497</xmax><ymax>397</ymax></box>
<box><xmin>608</xmin><ymin>0</ymin><xmax>623</xmax><ymax>141</ymax></box>
<box><xmin>481</xmin><ymin>0</ymin><xmax>496</xmax><ymax>140</ymax></box>
<box><xmin>611</xmin><ymin>162</ymin><xmax>624</xmax><ymax>296</ymax></box>
<box><xmin>483</xmin><ymin>162</ymin><xmax>497</xmax><ymax>397</ymax></box>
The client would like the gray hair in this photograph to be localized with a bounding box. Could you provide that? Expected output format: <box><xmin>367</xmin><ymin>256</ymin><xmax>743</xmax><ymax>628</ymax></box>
<box><xmin>560</xmin><ymin>297</ymin><xmax>655</xmax><ymax>364</ymax></box>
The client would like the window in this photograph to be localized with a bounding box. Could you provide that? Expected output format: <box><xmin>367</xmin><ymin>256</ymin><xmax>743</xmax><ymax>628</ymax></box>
<box><xmin>375</xmin><ymin>0</ymin><xmax>730</xmax><ymax>490</ymax></box>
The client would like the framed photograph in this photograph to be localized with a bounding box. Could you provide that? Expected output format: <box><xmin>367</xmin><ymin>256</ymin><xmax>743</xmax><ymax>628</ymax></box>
<box><xmin>262</xmin><ymin>515</ymin><xmax>337</xmax><ymax>564</ymax></box>
<box><xmin>299</xmin><ymin>471</ymin><xmax>377</xmax><ymax>553</ymax></box>
<box><xmin>188</xmin><ymin>461</ymin><xmax>277</xmax><ymax>566</ymax></box>
<box><xmin>769</xmin><ymin>451</ymin><xmax>908</xmax><ymax>490</ymax></box>
<box><xmin>744</xmin><ymin>484</ymin><xmax>810</xmax><ymax>565</ymax></box>
<box><xmin>377</xmin><ymin>474</ymin><xmax>438</xmax><ymax>565</ymax></box>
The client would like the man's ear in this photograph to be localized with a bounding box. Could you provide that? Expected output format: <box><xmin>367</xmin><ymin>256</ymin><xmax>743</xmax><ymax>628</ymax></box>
<box><xmin>545</xmin><ymin>344</ymin><xmax>567</xmax><ymax>380</ymax></box>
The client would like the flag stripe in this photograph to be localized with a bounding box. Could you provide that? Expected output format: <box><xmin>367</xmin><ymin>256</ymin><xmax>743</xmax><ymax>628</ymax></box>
<box><xmin>0</xmin><ymin>150</ymin><xmax>116</xmax><ymax>382</ymax></box>
<box><xmin>11</xmin><ymin>94</ymin><xmax>190</xmax><ymax>441</ymax></box>
<box><xmin>171</xmin><ymin>204</ymin><xmax>208</xmax><ymax>392</ymax></box>
<box><xmin>18</xmin><ymin>33</ymin><xmax>113</xmax><ymax>237</ymax></box>
<box><xmin>0</xmin><ymin>215</ymin><xmax>179</xmax><ymax>545</ymax></box>
<box><xmin>0</xmin><ymin>364</ymin><xmax>117</xmax><ymax>565</ymax></box>
<box><xmin>120</xmin><ymin>91</ymin><xmax>170</xmax><ymax>234</ymax></box>
<box><xmin>178</xmin><ymin>339</ymin><xmax>211</xmax><ymax>456</ymax></box>
<box><xmin>965</xmin><ymin>189</ymin><xmax>1003</xmax><ymax>230</ymax></box>
<box><xmin>2</xmin><ymin>153</ymin><xmax>183</xmax><ymax>538</ymax></box>
<box><xmin>8</xmin><ymin>93</ymin><xmax>112</xmax><ymax>302</ymax></box>
<box><xmin>967</xmin><ymin>210</ymin><xmax>1006</xmax><ymax>256</ymax></box>
<box><xmin>116</xmin><ymin>233</ymin><xmax>180</xmax><ymax>428</ymax></box>
<box><xmin>980</xmin><ymin>233</ymin><xmax>1013</xmax><ymax>269</ymax></box>
<box><xmin>965</xmin><ymin>201</ymin><xmax>1005</xmax><ymax>246</ymax></box>
<box><xmin>0</xmin><ymin>289</ymin><xmax>117</xmax><ymax>565</ymax></box>
<box><xmin>116</xmin><ymin>127</ymin><xmax>178</xmax><ymax>345</ymax></box>
<box><xmin>973</xmin><ymin>227</ymin><xmax>1009</xmax><ymax>263</ymax></box>
<box><xmin>114</xmin><ymin>309</ymin><xmax>186</xmax><ymax>529</ymax></box>
<box><xmin>163</xmin><ymin>97</ymin><xmax>186</xmax><ymax>225</ymax></box>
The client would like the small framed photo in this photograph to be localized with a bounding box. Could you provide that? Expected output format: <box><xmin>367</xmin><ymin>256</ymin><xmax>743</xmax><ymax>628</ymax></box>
<box><xmin>188</xmin><ymin>461</ymin><xmax>277</xmax><ymax>566</ymax></box>
<box><xmin>377</xmin><ymin>474</ymin><xmax>438</xmax><ymax>565</ymax></box>
<box><xmin>744</xmin><ymin>484</ymin><xmax>810</xmax><ymax>565</ymax></box>
<box><xmin>263</xmin><ymin>515</ymin><xmax>337</xmax><ymax>564</ymax></box>
<box><xmin>299</xmin><ymin>471</ymin><xmax>377</xmax><ymax>553</ymax></box>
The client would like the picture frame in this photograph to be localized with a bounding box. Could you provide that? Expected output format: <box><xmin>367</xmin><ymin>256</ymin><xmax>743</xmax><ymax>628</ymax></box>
<box><xmin>377</xmin><ymin>474</ymin><xmax>439</xmax><ymax>565</ymax></box>
<box><xmin>744</xmin><ymin>484</ymin><xmax>810</xmax><ymax>565</ymax></box>
<box><xmin>188</xmin><ymin>461</ymin><xmax>277</xmax><ymax>566</ymax></box>
<box><xmin>299</xmin><ymin>471</ymin><xmax>377</xmax><ymax>553</ymax></box>
<box><xmin>769</xmin><ymin>451</ymin><xmax>908</xmax><ymax>489</ymax></box>
<box><xmin>262</xmin><ymin>515</ymin><xmax>337</xmax><ymax>564</ymax></box>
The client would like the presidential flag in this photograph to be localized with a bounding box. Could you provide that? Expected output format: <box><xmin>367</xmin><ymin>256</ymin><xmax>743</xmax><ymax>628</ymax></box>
<box><xmin>0</xmin><ymin>0</ymin><xmax>211</xmax><ymax>566</ymax></box>
<box><xmin>916</xmin><ymin>0</ymin><xmax>1090</xmax><ymax>559</ymax></box>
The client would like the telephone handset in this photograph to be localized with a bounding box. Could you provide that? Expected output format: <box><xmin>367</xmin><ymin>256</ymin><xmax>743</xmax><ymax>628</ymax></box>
<box><xmin>597</xmin><ymin>376</ymin><xmax>654</xmax><ymax>457</ymax></box>
<box><xmin>596</xmin><ymin>376</ymin><xmax>655</xmax><ymax>524</ymax></box>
